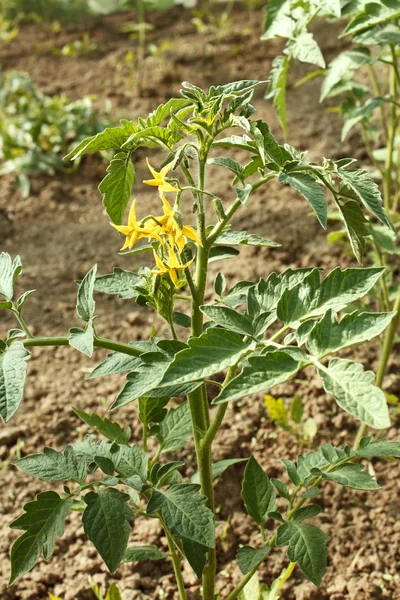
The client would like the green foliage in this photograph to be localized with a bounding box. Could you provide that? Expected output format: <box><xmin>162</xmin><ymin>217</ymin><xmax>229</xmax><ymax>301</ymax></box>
<box><xmin>0</xmin><ymin>71</ymin><xmax>110</xmax><ymax>196</ymax></box>
<box><xmin>3</xmin><ymin>79</ymin><xmax>398</xmax><ymax>600</ymax></box>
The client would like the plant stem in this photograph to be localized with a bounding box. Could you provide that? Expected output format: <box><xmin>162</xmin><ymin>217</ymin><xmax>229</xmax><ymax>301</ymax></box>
<box><xmin>164</xmin><ymin>523</ymin><xmax>188</xmax><ymax>600</ymax></box>
<box><xmin>22</xmin><ymin>335</ymin><xmax>143</xmax><ymax>357</ymax></box>
<box><xmin>383</xmin><ymin>47</ymin><xmax>399</xmax><ymax>212</ymax></box>
<box><xmin>353</xmin><ymin>291</ymin><xmax>400</xmax><ymax>450</ymax></box>
<box><xmin>11</xmin><ymin>306</ymin><xmax>34</xmax><ymax>338</ymax></box>
<box><xmin>368</xmin><ymin>64</ymin><xmax>388</xmax><ymax>141</ymax></box>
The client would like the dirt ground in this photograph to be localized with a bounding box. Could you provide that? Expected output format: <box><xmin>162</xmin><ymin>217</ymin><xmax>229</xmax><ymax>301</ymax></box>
<box><xmin>1</xmin><ymin>5</ymin><xmax>400</xmax><ymax>600</ymax></box>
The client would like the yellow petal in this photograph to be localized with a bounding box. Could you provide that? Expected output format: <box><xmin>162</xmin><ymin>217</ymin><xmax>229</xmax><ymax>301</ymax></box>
<box><xmin>111</xmin><ymin>223</ymin><xmax>131</xmax><ymax>235</ymax></box>
<box><xmin>153</xmin><ymin>250</ymin><xmax>166</xmax><ymax>271</ymax></box>
<box><xmin>146</xmin><ymin>157</ymin><xmax>160</xmax><ymax>180</ymax></box>
<box><xmin>160</xmin><ymin>181</ymin><xmax>178</xmax><ymax>193</ymax></box>
<box><xmin>120</xmin><ymin>236</ymin><xmax>131</xmax><ymax>251</ymax></box>
<box><xmin>143</xmin><ymin>178</ymin><xmax>161</xmax><ymax>187</ymax></box>
<box><xmin>182</xmin><ymin>225</ymin><xmax>203</xmax><ymax>246</ymax></box>
<box><xmin>161</xmin><ymin>196</ymin><xmax>173</xmax><ymax>215</ymax></box>
<box><xmin>127</xmin><ymin>200</ymin><xmax>137</xmax><ymax>229</ymax></box>
<box><xmin>169</xmin><ymin>268</ymin><xmax>179</xmax><ymax>286</ymax></box>
<box><xmin>160</xmin><ymin>160</ymin><xmax>174</xmax><ymax>177</ymax></box>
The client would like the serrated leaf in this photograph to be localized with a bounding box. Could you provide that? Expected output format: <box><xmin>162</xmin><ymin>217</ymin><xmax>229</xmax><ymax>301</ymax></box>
<box><xmin>214</xmin><ymin>352</ymin><xmax>300</xmax><ymax>404</ymax></box>
<box><xmin>342</xmin><ymin>97</ymin><xmax>384</xmax><ymax>140</ymax></box>
<box><xmin>266</xmin><ymin>55</ymin><xmax>290</xmax><ymax>136</ymax></box>
<box><xmin>337</xmin><ymin>167</ymin><xmax>393</xmax><ymax>231</ymax></box>
<box><xmin>111</xmin><ymin>352</ymin><xmax>170</xmax><ymax>410</ymax></box>
<box><xmin>343</xmin><ymin>1</ymin><xmax>400</xmax><ymax>36</ymax></box>
<box><xmin>147</xmin><ymin>484</ymin><xmax>215</xmax><ymax>548</ymax></box>
<box><xmin>276</xmin><ymin>521</ymin><xmax>328</xmax><ymax>585</ymax></box>
<box><xmin>65</xmin><ymin>125</ymin><xmax>136</xmax><ymax>160</ymax></box>
<box><xmin>317</xmin><ymin>358</ymin><xmax>390</xmax><ymax>428</ymax></box>
<box><xmin>76</xmin><ymin>265</ymin><xmax>97</xmax><ymax>322</ymax></box>
<box><xmin>288</xmin><ymin>31</ymin><xmax>325</xmax><ymax>68</ymax></box>
<box><xmin>356</xmin><ymin>437</ymin><xmax>400</xmax><ymax>458</ymax></box>
<box><xmin>216</xmin><ymin>230</ymin><xmax>280</xmax><ymax>247</ymax></box>
<box><xmin>277</xmin><ymin>267</ymin><xmax>385</xmax><ymax>325</ymax></box>
<box><xmin>237</xmin><ymin>544</ymin><xmax>271</xmax><ymax>575</ymax></box>
<box><xmin>242</xmin><ymin>456</ymin><xmax>276</xmax><ymax>526</ymax></box>
<box><xmin>72</xmin><ymin>407</ymin><xmax>131</xmax><ymax>445</ymax></box>
<box><xmin>0</xmin><ymin>253</ymin><xmax>22</xmax><ymax>301</ymax></box>
<box><xmin>14</xmin><ymin>445</ymin><xmax>87</xmax><ymax>482</ymax></box>
<box><xmin>208</xmin><ymin>157</ymin><xmax>244</xmax><ymax>181</ymax></box>
<box><xmin>337</xmin><ymin>200</ymin><xmax>370</xmax><ymax>262</ymax></box>
<box><xmin>83</xmin><ymin>488</ymin><xmax>134</xmax><ymax>572</ymax></box>
<box><xmin>93</xmin><ymin>268</ymin><xmax>145</xmax><ymax>299</ymax></box>
<box><xmin>99</xmin><ymin>152</ymin><xmax>135</xmax><ymax>225</ymax></box>
<box><xmin>68</xmin><ymin>321</ymin><xmax>94</xmax><ymax>357</ymax></box>
<box><xmin>9</xmin><ymin>491</ymin><xmax>73</xmax><ymax>584</ymax></box>
<box><xmin>320</xmin><ymin>463</ymin><xmax>380</xmax><ymax>490</ymax></box>
<box><xmin>294</xmin><ymin>443</ymin><xmax>348</xmax><ymax>484</ymax></box>
<box><xmin>321</xmin><ymin>48</ymin><xmax>372</xmax><ymax>101</ymax></box>
<box><xmin>159</xmin><ymin>328</ymin><xmax>253</xmax><ymax>387</ymax></box>
<box><xmin>200</xmin><ymin>305</ymin><xmax>254</xmax><ymax>336</ymax></box>
<box><xmin>278</xmin><ymin>172</ymin><xmax>327</xmax><ymax>228</ymax></box>
<box><xmin>122</xmin><ymin>545</ymin><xmax>168</xmax><ymax>562</ymax></box>
<box><xmin>157</xmin><ymin>403</ymin><xmax>192</xmax><ymax>453</ymax></box>
<box><xmin>0</xmin><ymin>341</ymin><xmax>30</xmax><ymax>422</ymax></box>
<box><xmin>262</xmin><ymin>0</ymin><xmax>293</xmax><ymax>40</ymax></box>
<box><xmin>304</xmin><ymin>310</ymin><xmax>395</xmax><ymax>356</ymax></box>
<box><xmin>212</xmin><ymin>135</ymin><xmax>256</xmax><ymax>152</ymax></box>
<box><xmin>87</xmin><ymin>352</ymin><xmax>142</xmax><ymax>379</ymax></box>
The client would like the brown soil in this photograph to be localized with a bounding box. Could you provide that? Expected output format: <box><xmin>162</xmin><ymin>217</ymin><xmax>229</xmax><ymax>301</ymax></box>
<box><xmin>1</xmin><ymin>5</ymin><xmax>399</xmax><ymax>600</ymax></box>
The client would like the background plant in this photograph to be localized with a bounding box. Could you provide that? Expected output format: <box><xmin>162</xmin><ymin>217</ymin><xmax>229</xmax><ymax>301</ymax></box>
<box><xmin>1</xmin><ymin>80</ymin><xmax>400</xmax><ymax>599</ymax></box>
<box><xmin>0</xmin><ymin>70</ymin><xmax>111</xmax><ymax>197</ymax></box>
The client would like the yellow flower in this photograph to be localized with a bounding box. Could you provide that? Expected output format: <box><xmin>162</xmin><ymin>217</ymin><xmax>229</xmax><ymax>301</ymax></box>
<box><xmin>143</xmin><ymin>158</ymin><xmax>178</xmax><ymax>195</ymax></box>
<box><xmin>110</xmin><ymin>200</ymin><xmax>163</xmax><ymax>250</ymax></box>
<box><xmin>152</xmin><ymin>246</ymin><xmax>193</xmax><ymax>287</ymax></box>
<box><xmin>157</xmin><ymin>196</ymin><xmax>202</xmax><ymax>252</ymax></box>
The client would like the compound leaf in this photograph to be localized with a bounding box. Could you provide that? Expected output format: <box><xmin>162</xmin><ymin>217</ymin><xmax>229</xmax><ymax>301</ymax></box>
<box><xmin>278</xmin><ymin>171</ymin><xmax>327</xmax><ymax>228</ymax></box>
<box><xmin>14</xmin><ymin>445</ymin><xmax>86</xmax><ymax>482</ymax></box>
<box><xmin>72</xmin><ymin>407</ymin><xmax>131</xmax><ymax>445</ymax></box>
<box><xmin>320</xmin><ymin>463</ymin><xmax>380</xmax><ymax>490</ymax></box>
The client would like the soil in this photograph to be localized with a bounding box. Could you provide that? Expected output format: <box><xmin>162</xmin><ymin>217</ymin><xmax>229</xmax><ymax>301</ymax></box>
<box><xmin>0</xmin><ymin>5</ymin><xmax>399</xmax><ymax>600</ymax></box>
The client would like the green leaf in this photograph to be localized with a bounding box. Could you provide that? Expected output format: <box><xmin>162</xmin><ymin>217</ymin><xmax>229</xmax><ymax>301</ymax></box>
<box><xmin>337</xmin><ymin>200</ymin><xmax>370</xmax><ymax>263</ymax></box>
<box><xmin>0</xmin><ymin>341</ymin><xmax>30</xmax><ymax>423</ymax></box>
<box><xmin>271</xmin><ymin>478</ymin><xmax>290</xmax><ymax>500</ymax></box>
<box><xmin>236</xmin><ymin>544</ymin><xmax>271</xmax><ymax>575</ymax></box>
<box><xmin>265</xmin><ymin>55</ymin><xmax>290</xmax><ymax>136</ymax></box>
<box><xmin>276</xmin><ymin>521</ymin><xmax>328</xmax><ymax>586</ymax></box>
<box><xmin>291</xmin><ymin>505</ymin><xmax>322</xmax><ymax>522</ymax></box>
<box><xmin>278</xmin><ymin>172</ymin><xmax>327</xmax><ymax>228</ymax></box>
<box><xmin>159</xmin><ymin>328</ymin><xmax>253</xmax><ymax>387</ymax></box>
<box><xmin>320</xmin><ymin>463</ymin><xmax>380</xmax><ymax>490</ymax></box>
<box><xmin>14</xmin><ymin>445</ymin><xmax>87</xmax><ymax>482</ymax></box>
<box><xmin>208</xmin><ymin>246</ymin><xmax>240</xmax><ymax>263</ymax></box>
<box><xmin>290</xmin><ymin>395</ymin><xmax>304</xmax><ymax>424</ymax></box>
<box><xmin>277</xmin><ymin>267</ymin><xmax>385</xmax><ymax>325</ymax></box>
<box><xmin>9</xmin><ymin>491</ymin><xmax>73</xmax><ymax>584</ymax></box>
<box><xmin>216</xmin><ymin>230</ymin><xmax>280</xmax><ymax>248</ymax></box>
<box><xmin>342</xmin><ymin>97</ymin><xmax>384</xmax><ymax>140</ymax></box>
<box><xmin>191</xmin><ymin>458</ymin><xmax>247</xmax><ymax>484</ymax></box>
<box><xmin>214</xmin><ymin>272</ymin><xmax>226</xmax><ymax>296</ymax></box>
<box><xmin>68</xmin><ymin>321</ymin><xmax>94</xmax><ymax>357</ymax></box>
<box><xmin>207</xmin><ymin>157</ymin><xmax>244</xmax><ymax>182</ymax></box>
<box><xmin>242</xmin><ymin>456</ymin><xmax>276</xmax><ymax>526</ymax></box>
<box><xmin>303</xmin><ymin>310</ymin><xmax>395</xmax><ymax>356</ymax></box>
<box><xmin>105</xmin><ymin>582</ymin><xmax>122</xmax><ymax>600</ymax></box>
<box><xmin>93</xmin><ymin>268</ymin><xmax>145</xmax><ymax>299</ymax></box>
<box><xmin>356</xmin><ymin>437</ymin><xmax>400</xmax><ymax>458</ymax></box>
<box><xmin>83</xmin><ymin>488</ymin><xmax>134</xmax><ymax>573</ymax></box>
<box><xmin>76</xmin><ymin>265</ymin><xmax>97</xmax><ymax>322</ymax></box>
<box><xmin>138</xmin><ymin>396</ymin><xmax>169</xmax><ymax>426</ymax></box>
<box><xmin>0</xmin><ymin>253</ymin><xmax>22</xmax><ymax>300</ymax></box>
<box><xmin>343</xmin><ymin>1</ymin><xmax>400</xmax><ymax>36</ymax></box>
<box><xmin>212</xmin><ymin>135</ymin><xmax>256</xmax><ymax>152</ymax></box>
<box><xmin>253</xmin><ymin>121</ymin><xmax>292</xmax><ymax>166</ymax></box>
<box><xmin>317</xmin><ymin>358</ymin><xmax>390</xmax><ymax>429</ymax></box>
<box><xmin>182</xmin><ymin>539</ymin><xmax>208</xmax><ymax>579</ymax></box>
<box><xmin>172</xmin><ymin>311</ymin><xmax>191</xmax><ymax>328</ymax></box>
<box><xmin>235</xmin><ymin>184</ymin><xmax>253</xmax><ymax>206</ymax></box>
<box><xmin>320</xmin><ymin>48</ymin><xmax>372</xmax><ymax>101</ymax></box>
<box><xmin>151</xmin><ymin>461</ymin><xmax>185</xmax><ymax>487</ymax></box>
<box><xmin>287</xmin><ymin>31</ymin><xmax>325</xmax><ymax>68</ymax></box>
<box><xmin>99</xmin><ymin>152</ymin><xmax>135</xmax><ymax>225</ymax></box>
<box><xmin>200</xmin><ymin>305</ymin><xmax>254</xmax><ymax>336</ymax></box>
<box><xmin>157</xmin><ymin>402</ymin><xmax>192</xmax><ymax>453</ymax></box>
<box><xmin>147</xmin><ymin>484</ymin><xmax>215</xmax><ymax>548</ymax></box>
<box><xmin>72</xmin><ymin>407</ymin><xmax>131</xmax><ymax>445</ymax></box>
<box><xmin>262</xmin><ymin>0</ymin><xmax>293</xmax><ymax>40</ymax></box>
<box><xmin>336</xmin><ymin>167</ymin><xmax>394</xmax><ymax>231</ymax></box>
<box><xmin>239</xmin><ymin>572</ymin><xmax>260</xmax><ymax>600</ymax></box>
<box><xmin>87</xmin><ymin>352</ymin><xmax>142</xmax><ymax>379</ymax></box>
<box><xmin>122</xmin><ymin>545</ymin><xmax>168</xmax><ymax>563</ymax></box>
<box><xmin>111</xmin><ymin>352</ymin><xmax>170</xmax><ymax>410</ymax></box>
<box><xmin>214</xmin><ymin>352</ymin><xmax>300</xmax><ymax>404</ymax></box>
<box><xmin>65</xmin><ymin>125</ymin><xmax>137</xmax><ymax>160</ymax></box>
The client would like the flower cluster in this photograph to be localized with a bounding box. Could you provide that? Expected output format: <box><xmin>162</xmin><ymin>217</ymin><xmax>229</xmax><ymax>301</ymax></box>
<box><xmin>111</xmin><ymin>159</ymin><xmax>201</xmax><ymax>287</ymax></box>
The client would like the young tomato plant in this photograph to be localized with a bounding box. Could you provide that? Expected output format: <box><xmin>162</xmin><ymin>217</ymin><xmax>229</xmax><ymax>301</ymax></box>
<box><xmin>263</xmin><ymin>0</ymin><xmax>400</xmax><ymax>448</ymax></box>
<box><xmin>2</xmin><ymin>80</ymin><xmax>400</xmax><ymax>599</ymax></box>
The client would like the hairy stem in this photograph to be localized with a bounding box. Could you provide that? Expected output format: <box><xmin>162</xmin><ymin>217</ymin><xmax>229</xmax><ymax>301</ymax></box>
<box><xmin>22</xmin><ymin>335</ymin><xmax>143</xmax><ymax>356</ymax></box>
